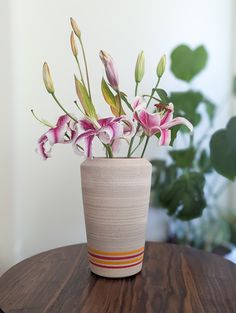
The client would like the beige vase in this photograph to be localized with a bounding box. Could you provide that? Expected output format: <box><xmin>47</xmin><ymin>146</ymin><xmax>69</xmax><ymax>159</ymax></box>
<box><xmin>80</xmin><ymin>158</ymin><xmax>152</xmax><ymax>278</ymax></box>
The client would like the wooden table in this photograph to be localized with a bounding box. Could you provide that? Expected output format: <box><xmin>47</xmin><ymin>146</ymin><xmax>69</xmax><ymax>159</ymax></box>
<box><xmin>0</xmin><ymin>242</ymin><xmax>236</xmax><ymax>313</ymax></box>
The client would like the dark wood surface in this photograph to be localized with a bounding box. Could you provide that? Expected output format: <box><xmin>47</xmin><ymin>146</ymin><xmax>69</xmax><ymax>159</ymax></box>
<box><xmin>0</xmin><ymin>242</ymin><xmax>236</xmax><ymax>313</ymax></box>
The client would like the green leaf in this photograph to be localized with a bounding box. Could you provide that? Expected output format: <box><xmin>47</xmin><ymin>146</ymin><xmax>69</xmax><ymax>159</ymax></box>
<box><xmin>210</xmin><ymin>117</ymin><xmax>236</xmax><ymax>180</ymax></box>
<box><xmin>120</xmin><ymin>92</ymin><xmax>133</xmax><ymax>111</ymax></box>
<box><xmin>170</xmin><ymin>125</ymin><xmax>181</xmax><ymax>146</ymax></box>
<box><xmin>198</xmin><ymin>150</ymin><xmax>212</xmax><ymax>173</ymax></box>
<box><xmin>170</xmin><ymin>44</ymin><xmax>208</xmax><ymax>82</ymax></box>
<box><xmin>101</xmin><ymin>78</ymin><xmax>125</xmax><ymax>116</ymax></box>
<box><xmin>150</xmin><ymin>161</ymin><xmax>177</xmax><ymax>208</ymax></box>
<box><xmin>160</xmin><ymin>172</ymin><xmax>206</xmax><ymax>220</ymax></box>
<box><xmin>169</xmin><ymin>147</ymin><xmax>195</xmax><ymax>168</ymax></box>
<box><xmin>202</xmin><ymin>98</ymin><xmax>216</xmax><ymax>122</ymax></box>
<box><xmin>155</xmin><ymin>88</ymin><xmax>170</xmax><ymax>104</ymax></box>
<box><xmin>170</xmin><ymin>90</ymin><xmax>203</xmax><ymax>128</ymax></box>
<box><xmin>101</xmin><ymin>78</ymin><xmax>116</xmax><ymax>108</ymax></box>
<box><xmin>74</xmin><ymin>76</ymin><xmax>97</xmax><ymax>119</ymax></box>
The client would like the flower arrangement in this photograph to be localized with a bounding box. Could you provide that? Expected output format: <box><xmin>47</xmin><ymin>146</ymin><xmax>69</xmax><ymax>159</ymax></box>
<box><xmin>33</xmin><ymin>18</ymin><xmax>193</xmax><ymax>159</ymax></box>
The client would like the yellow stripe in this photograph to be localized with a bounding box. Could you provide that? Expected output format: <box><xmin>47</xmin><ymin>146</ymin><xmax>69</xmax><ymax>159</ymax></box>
<box><xmin>88</xmin><ymin>246</ymin><xmax>144</xmax><ymax>256</ymax></box>
<box><xmin>89</xmin><ymin>255</ymin><xmax>143</xmax><ymax>266</ymax></box>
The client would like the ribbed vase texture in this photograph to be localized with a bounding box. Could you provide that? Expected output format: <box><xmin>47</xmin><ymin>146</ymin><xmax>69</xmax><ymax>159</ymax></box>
<box><xmin>80</xmin><ymin>158</ymin><xmax>152</xmax><ymax>278</ymax></box>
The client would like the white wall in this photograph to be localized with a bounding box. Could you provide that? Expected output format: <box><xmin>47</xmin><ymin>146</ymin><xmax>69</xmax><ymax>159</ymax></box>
<box><xmin>229</xmin><ymin>0</ymin><xmax>236</xmax><ymax>207</ymax></box>
<box><xmin>0</xmin><ymin>0</ymin><xmax>15</xmax><ymax>273</ymax></box>
<box><xmin>0</xmin><ymin>0</ymin><xmax>233</xmax><ymax>274</ymax></box>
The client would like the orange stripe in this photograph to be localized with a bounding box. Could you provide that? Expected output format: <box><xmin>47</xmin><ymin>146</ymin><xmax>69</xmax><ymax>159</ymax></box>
<box><xmin>89</xmin><ymin>255</ymin><xmax>143</xmax><ymax>266</ymax></box>
<box><xmin>88</xmin><ymin>246</ymin><xmax>144</xmax><ymax>256</ymax></box>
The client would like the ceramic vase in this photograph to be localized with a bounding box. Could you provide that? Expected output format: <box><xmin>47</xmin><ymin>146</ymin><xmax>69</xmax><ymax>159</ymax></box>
<box><xmin>80</xmin><ymin>158</ymin><xmax>152</xmax><ymax>278</ymax></box>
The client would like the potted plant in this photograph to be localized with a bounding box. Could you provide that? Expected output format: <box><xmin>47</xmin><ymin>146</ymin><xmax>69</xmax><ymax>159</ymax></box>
<box><xmin>33</xmin><ymin>18</ymin><xmax>192</xmax><ymax>278</ymax></box>
<box><xmin>151</xmin><ymin>43</ymin><xmax>236</xmax><ymax>254</ymax></box>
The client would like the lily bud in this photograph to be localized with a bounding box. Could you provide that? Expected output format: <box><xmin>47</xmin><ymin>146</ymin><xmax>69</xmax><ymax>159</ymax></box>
<box><xmin>99</xmin><ymin>50</ymin><xmax>119</xmax><ymax>91</ymax></box>
<box><xmin>135</xmin><ymin>51</ymin><xmax>145</xmax><ymax>83</ymax></box>
<box><xmin>156</xmin><ymin>54</ymin><xmax>166</xmax><ymax>78</ymax></box>
<box><xmin>43</xmin><ymin>62</ymin><xmax>55</xmax><ymax>94</ymax></box>
<box><xmin>70</xmin><ymin>17</ymin><xmax>81</xmax><ymax>38</ymax></box>
<box><xmin>70</xmin><ymin>31</ymin><xmax>78</xmax><ymax>57</ymax></box>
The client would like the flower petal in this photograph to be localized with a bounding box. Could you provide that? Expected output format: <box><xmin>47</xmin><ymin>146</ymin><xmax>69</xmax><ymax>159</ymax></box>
<box><xmin>73</xmin><ymin>130</ymin><xmax>97</xmax><ymax>158</ymax></box>
<box><xmin>98</xmin><ymin>117</ymin><xmax>114</xmax><ymax>127</ymax></box>
<box><xmin>56</xmin><ymin>115</ymin><xmax>71</xmax><ymax>127</ymax></box>
<box><xmin>111</xmin><ymin>138</ymin><xmax>122</xmax><ymax>154</ymax></box>
<box><xmin>36</xmin><ymin>134</ymin><xmax>51</xmax><ymax>160</ymax></box>
<box><xmin>159</xmin><ymin>129</ymin><xmax>171</xmax><ymax>145</ymax></box>
<box><xmin>79</xmin><ymin>118</ymin><xmax>95</xmax><ymax>131</ymax></box>
<box><xmin>98</xmin><ymin>125</ymin><xmax>114</xmax><ymax>144</ymax></box>
<box><xmin>163</xmin><ymin>117</ymin><xmax>193</xmax><ymax>132</ymax></box>
<box><xmin>121</xmin><ymin>116</ymin><xmax>136</xmax><ymax>138</ymax></box>
<box><xmin>136</xmin><ymin>109</ymin><xmax>161</xmax><ymax>136</ymax></box>
<box><xmin>131</xmin><ymin>96</ymin><xmax>145</xmax><ymax>110</ymax></box>
<box><xmin>46</xmin><ymin>125</ymin><xmax>67</xmax><ymax>145</ymax></box>
<box><xmin>160</xmin><ymin>103</ymin><xmax>174</xmax><ymax>125</ymax></box>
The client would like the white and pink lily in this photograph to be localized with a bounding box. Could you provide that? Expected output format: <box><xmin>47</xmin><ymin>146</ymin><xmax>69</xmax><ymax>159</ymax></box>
<box><xmin>37</xmin><ymin>115</ymin><xmax>78</xmax><ymax>160</ymax></box>
<box><xmin>132</xmin><ymin>97</ymin><xmax>193</xmax><ymax>145</ymax></box>
<box><xmin>73</xmin><ymin>116</ymin><xmax>135</xmax><ymax>158</ymax></box>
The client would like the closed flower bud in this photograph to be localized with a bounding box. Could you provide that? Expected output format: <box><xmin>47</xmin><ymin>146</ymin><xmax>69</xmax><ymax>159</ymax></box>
<box><xmin>100</xmin><ymin>50</ymin><xmax>119</xmax><ymax>91</ymax></box>
<box><xmin>43</xmin><ymin>62</ymin><xmax>55</xmax><ymax>94</ymax></box>
<box><xmin>135</xmin><ymin>51</ymin><xmax>145</xmax><ymax>83</ymax></box>
<box><xmin>70</xmin><ymin>31</ymin><xmax>78</xmax><ymax>57</ymax></box>
<box><xmin>156</xmin><ymin>54</ymin><xmax>166</xmax><ymax>78</ymax></box>
<box><xmin>70</xmin><ymin>17</ymin><xmax>81</xmax><ymax>38</ymax></box>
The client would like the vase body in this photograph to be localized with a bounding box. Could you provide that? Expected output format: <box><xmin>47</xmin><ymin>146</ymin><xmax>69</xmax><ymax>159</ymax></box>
<box><xmin>80</xmin><ymin>158</ymin><xmax>152</xmax><ymax>278</ymax></box>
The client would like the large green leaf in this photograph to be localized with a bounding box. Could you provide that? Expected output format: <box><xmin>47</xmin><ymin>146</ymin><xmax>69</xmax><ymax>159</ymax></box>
<box><xmin>150</xmin><ymin>162</ymin><xmax>177</xmax><ymax>208</ymax></box>
<box><xmin>169</xmin><ymin>147</ymin><xmax>195</xmax><ymax>168</ymax></box>
<box><xmin>160</xmin><ymin>172</ymin><xmax>206</xmax><ymax>220</ymax></box>
<box><xmin>170</xmin><ymin>90</ymin><xmax>203</xmax><ymax>128</ymax></box>
<box><xmin>74</xmin><ymin>76</ymin><xmax>97</xmax><ymax>119</ymax></box>
<box><xmin>210</xmin><ymin>117</ymin><xmax>236</xmax><ymax>180</ymax></box>
<box><xmin>170</xmin><ymin>45</ymin><xmax>208</xmax><ymax>82</ymax></box>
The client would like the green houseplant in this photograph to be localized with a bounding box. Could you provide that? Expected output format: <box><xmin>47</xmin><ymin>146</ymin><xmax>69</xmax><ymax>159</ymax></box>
<box><xmin>151</xmin><ymin>44</ymin><xmax>236</xmax><ymax>251</ymax></box>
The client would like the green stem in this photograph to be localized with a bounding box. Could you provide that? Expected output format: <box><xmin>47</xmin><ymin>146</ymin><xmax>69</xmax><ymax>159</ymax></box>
<box><xmin>31</xmin><ymin>109</ymin><xmax>54</xmax><ymax>128</ymax></box>
<box><xmin>130</xmin><ymin>141</ymin><xmax>141</xmax><ymax>156</ymax></box>
<box><xmin>135</xmin><ymin>82</ymin><xmax>139</xmax><ymax>97</ymax></box>
<box><xmin>127</xmin><ymin>131</ymin><xmax>137</xmax><ymax>157</ymax></box>
<box><xmin>141</xmin><ymin>136</ymin><xmax>150</xmax><ymax>158</ymax></box>
<box><xmin>106</xmin><ymin>144</ymin><xmax>113</xmax><ymax>158</ymax></box>
<box><xmin>190</xmin><ymin>133</ymin><xmax>194</xmax><ymax>147</ymax></box>
<box><xmin>74</xmin><ymin>100</ymin><xmax>85</xmax><ymax>115</ymax></box>
<box><xmin>75</xmin><ymin>55</ymin><xmax>86</xmax><ymax>87</ymax></box>
<box><xmin>143</xmin><ymin>94</ymin><xmax>161</xmax><ymax>102</ymax></box>
<box><xmin>79</xmin><ymin>38</ymin><xmax>91</xmax><ymax>99</ymax></box>
<box><xmin>146</xmin><ymin>77</ymin><xmax>160</xmax><ymax>108</ymax></box>
<box><xmin>52</xmin><ymin>93</ymin><xmax>77</xmax><ymax>122</ymax></box>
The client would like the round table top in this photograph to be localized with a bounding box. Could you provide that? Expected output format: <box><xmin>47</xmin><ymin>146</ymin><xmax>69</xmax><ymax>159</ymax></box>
<box><xmin>0</xmin><ymin>242</ymin><xmax>236</xmax><ymax>313</ymax></box>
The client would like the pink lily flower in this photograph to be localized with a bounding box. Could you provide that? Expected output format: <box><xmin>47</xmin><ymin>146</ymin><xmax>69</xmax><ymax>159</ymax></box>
<box><xmin>133</xmin><ymin>100</ymin><xmax>193</xmax><ymax>145</ymax></box>
<box><xmin>100</xmin><ymin>50</ymin><xmax>119</xmax><ymax>91</ymax></box>
<box><xmin>73</xmin><ymin>116</ymin><xmax>134</xmax><ymax>158</ymax></box>
<box><xmin>36</xmin><ymin>115</ymin><xmax>78</xmax><ymax>160</ymax></box>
